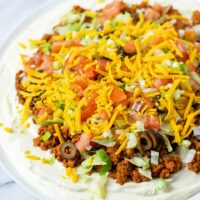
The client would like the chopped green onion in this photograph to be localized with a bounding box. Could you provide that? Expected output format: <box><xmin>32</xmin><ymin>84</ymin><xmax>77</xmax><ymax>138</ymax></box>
<box><xmin>81</xmin><ymin>149</ymin><xmax>111</xmax><ymax>176</ymax></box>
<box><xmin>42</xmin><ymin>131</ymin><xmax>51</xmax><ymax>142</ymax></box>
<box><xmin>55</xmin><ymin>101</ymin><xmax>64</xmax><ymax>109</ymax></box>
<box><xmin>96</xmin><ymin>149</ymin><xmax>112</xmax><ymax>176</ymax></box>
<box><xmin>116</xmin><ymin>119</ymin><xmax>126</xmax><ymax>126</ymax></box>
<box><xmin>41</xmin><ymin>42</ymin><xmax>51</xmax><ymax>53</ymax></box>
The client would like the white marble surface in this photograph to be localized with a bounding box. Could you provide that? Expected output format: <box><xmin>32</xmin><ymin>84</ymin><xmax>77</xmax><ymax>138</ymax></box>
<box><xmin>0</xmin><ymin>0</ymin><xmax>200</xmax><ymax>200</ymax></box>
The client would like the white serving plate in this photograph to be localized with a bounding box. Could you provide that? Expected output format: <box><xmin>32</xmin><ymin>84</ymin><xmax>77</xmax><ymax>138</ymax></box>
<box><xmin>0</xmin><ymin>0</ymin><xmax>200</xmax><ymax>199</ymax></box>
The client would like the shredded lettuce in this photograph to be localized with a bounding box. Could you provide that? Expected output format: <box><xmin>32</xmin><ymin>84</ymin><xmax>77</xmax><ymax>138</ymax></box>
<box><xmin>160</xmin><ymin>122</ymin><xmax>173</xmax><ymax>135</ymax></box>
<box><xmin>81</xmin><ymin>149</ymin><xmax>112</xmax><ymax>175</ymax></box>
<box><xmin>178</xmin><ymin>140</ymin><xmax>195</xmax><ymax>163</ymax></box>
<box><xmin>126</xmin><ymin>157</ymin><xmax>150</xmax><ymax>170</ymax></box>
<box><xmin>89</xmin><ymin>176</ymin><xmax>107</xmax><ymax>200</ymax></box>
<box><xmin>55</xmin><ymin>13</ymin><xmax>85</xmax><ymax>34</ymax></box>
<box><xmin>98</xmin><ymin>176</ymin><xmax>107</xmax><ymax>199</ymax></box>
<box><xmin>173</xmin><ymin>89</ymin><xmax>184</xmax><ymax>101</ymax></box>
<box><xmin>92</xmin><ymin>139</ymin><xmax>116</xmax><ymax>147</ymax></box>
<box><xmin>171</xmin><ymin>61</ymin><xmax>188</xmax><ymax>74</ymax></box>
<box><xmin>82</xmin><ymin>35</ymin><xmax>99</xmax><ymax>45</ymax></box>
<box><xmin>126</xmin><ymin>132</ymin><xmax>137</xmax><ymax>148</ymax></box>
<box><xmin>138</xmin><ymin>168</ymin><xmax>152</xmax><ymax>179</ymax></box>
<box><xmin>151</xmin><ymin>150</ymin><xmax>159</xmax><ymax>165</ymax></box>
<box><xmin>181</xmin><ymin>140</ymin><xmax>191</xmax><ymax>148</ymax></box>
<box><xmin>102</xmin><ymin>129</ymin><xmax>112</xmax><ymax>138</ymax></box>
<box><xmin>40</xmin><ymin>118</ymin><xmax>64</xmax><ymax>126</ymax></box>
<box><xmin>156</xmin><ymin>179</ymin><xmax>169</xmax><ymax>192</ymax></box>
<box><xmin>111</xmin><ymin>12</ymin><xmax>131</xmax><ymax>27</ymax></box>
<box><xmin>61</xmin><ymin>11</ymin><xmax>81</xmax><ymax>24</ymax></box>
<box><xmin>159</xmin><ymin>132</ymin><xmax>173</xmax><ymax>152</ymax></box>
<box><xmin>135</xmin><ymin>121</ymin><xmax>145</xmax><ymax>131</ymax></box>
<box><xmin>124</xmin><ymin>84</ymin><xmax>136</xmax><ymax>92</ymax></box>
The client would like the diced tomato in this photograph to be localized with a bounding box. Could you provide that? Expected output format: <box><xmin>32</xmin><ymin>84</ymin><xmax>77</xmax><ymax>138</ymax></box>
<box><xmin>40</xmin><ymin>54</ymin><xmax>54</xmax><ymax>75</ymax></box>
<box><xmin>100</xmin><ymin>110</ymin><xmax>110</xmax><ymax>121</ymax></box>
<box><xmin>111</xmin><ymin>87</ymin><xmax>127</xmax><ymax>106</ymax></box>
<box><xmin>145</xmin><ymin>114</ymin><xmax>160</xmax><ymax>131</ymax></box>
<box><xmin>81</xmin><ymin>93</ymin><xmax>98</xmax><ymax>122</ymax></box>
<box><xmin>81</xmin><ymin>104</ymin><xmax>97</xmax><ymax>122</ymax></box>
<box><xmin>151</xmin><ymin>36</ymin><xmax>164</xmax><ymax>45</ymax></box>
<box><xmin>51</xmin><ymin>41</ymin><xmax>64</xmax><ymax>53</ymax></box>
<box><xmin>153</xmin><ymin>3</ymin><xmax>163</xmax><ymax>13</ymax></box>
<box><xmin>176</xmin><ymin>41</ymin><xmax>188</xmax><ymax>53</ymax></box>
<box><xmin>98</xmin><ymin>1</ymin><xmax>126</xmax><ymax>23</ymax></box>
<box><xmin>66</xmin><ymin>39</ymin><xmax>82</xmax><ymax>48</ymax></box>
<box><xmin>33</xmin><ymin>51</ymin><xmax>43</xmax><ymax>67</ymax></box>
<box><xmin>145</xmin><ymin>8</ymin><xmax>160</xmax><ymax>21</ymax></box>
<box><xmin>83</xmin><ymin>66</ymin><xmax>97</xmax><ymax>80</ymax></box>
<box><xmin>176</xmin><ymin>41</ymin><xmax>189</xmax><ymax>62</ymax></box>
<box><xmin>75</xmin><ymin>134</ymin><xmax>93</xmax><ymax>152</ymax></box>
<box><xmin>70</xmin><ymin>56</ymin><xmax>97</xmax><ymax>79</ymax></box>
<box><xmin>128</xmin><ymin>110</ymin><xmax>144</xmax><ymax>123</ymax></box>
<box><xmin>97</xmin><ymin>58</ymin><xmax>110</xmax><ymax>71</ymax></box>
<box><xmin>153</xmin><ymin>78</ymin><xmax>172</xmax><ymax>90</ymax></box>
<box><xmin>37</xmin><ymin>106</ymin><xmax>52</xmax><ymax>118</ymax></box>
<box><xmin>72</xmin><ymin>78</ymin><xmax>88</xmax><ymax>90</ymax></box>
<box><xmin>144</xmin><ymin>97</ymin><xmax>155</xmax><ymax>108</ymax></box>
<box><xmin>187</xmin><ymin>63</ymin><xmax>196</xmax><ymax>72</ymax></box>
<box><xmin>124</xmin><ymin>41</ymin><xmax>136</xmax><ymax>54</ymax></box>
<box><xmin>184</xmin><ymin>29</ymin><xmax>197</xmax><ymax>41</ymax></box>
<box><xmin>24</xmin><ymin>64</ymin><xmax>32</xmax><ymax>73</ymax></box>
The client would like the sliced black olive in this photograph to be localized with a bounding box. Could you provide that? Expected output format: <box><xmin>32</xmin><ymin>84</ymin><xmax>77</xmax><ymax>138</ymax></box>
<box><xmin>131</xmin><ymin>12</ymin><xmax>139</xmax><ymax>23</ymax></box>
<box><xmin>60</xmin><ymin>141</ymin><xmax>77</xmax><ymax>160</ymax></box>
<box><xmin>174</xmin><ymin>96</ymin><xmax>189</xmax><ymax>110</ymax></box>
<box><xmin>148</xmin><ymin>131</ymin><xmax>157</xmax><ymax>149</ymax></box>
<box><xmin>137</xmin><ymin>132</ymin><xmax>153</xmax><ymax>151</ymax></box>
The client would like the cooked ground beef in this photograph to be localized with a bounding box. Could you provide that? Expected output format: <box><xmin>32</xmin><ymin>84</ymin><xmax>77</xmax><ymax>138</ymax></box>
<box><xmin>107</xmin><ymin>145</ymin><xmax>123</xmax><ymax>165</ymax></box>
<box><xmin>15</xmin><ymin>70</ymin><xmax>25</xmax><ymax>104</ymax></box>
<box><xmin>33</xmin><ymin>125</ymin><xmax>59</xmax><ymax>150</ymax></box>
<box><xmin>151</xmin><ymin>156</ymin><xmax>182</xmax><ymax>179</ymax></box>
<box><xmin>115</xmin><ymin>160</ymin><xmax>133</xmax><ymax>185</ymax></box>
<box><xmin>192</xmin><ymin>11</ymin><xmax>200</xmax><ymax>25</ymax></box>
<box><xmin>132</xmin><ymin>169</ymin><xmax>150</xmax><ymax>183</ymax></box>
<box><xmin>188</xmin><ymin>138</ymin><xmax>200</xmax><ymax>174</ymax></box>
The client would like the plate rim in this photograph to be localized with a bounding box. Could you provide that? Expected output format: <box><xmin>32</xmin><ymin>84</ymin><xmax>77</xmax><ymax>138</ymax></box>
<box><xmin>0</xmin><ymin>1</ymin><xmax>200</xmax><ymax>200</ymax></box>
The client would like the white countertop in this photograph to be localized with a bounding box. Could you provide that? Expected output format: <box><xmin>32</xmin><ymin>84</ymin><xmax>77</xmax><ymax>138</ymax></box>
<box><xmin>0</xmin><ymin>0</ymin><xmax>200</xmax><ymax>200</ymax></box>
